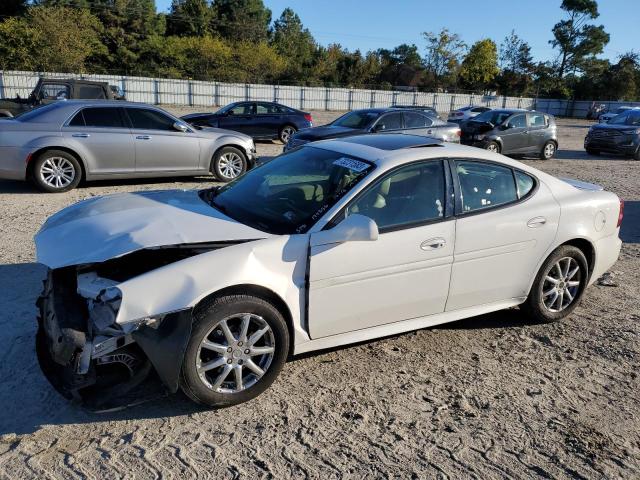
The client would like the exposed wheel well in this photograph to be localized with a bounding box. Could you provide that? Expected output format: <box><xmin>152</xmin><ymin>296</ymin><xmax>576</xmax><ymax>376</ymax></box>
<box><xmin>561</xmin><ymin>238</ymin><xmax>595</xmax><ymax>275</ymax></box>
<box><xmin>193</xmin><ymin>284</ymin><xmax>295</xmax><ymax>356</ymax></box>
<box><xmin>27</xmin><ymin>147</ymin><xmax>86</xmax><ymax>181</ymax></box>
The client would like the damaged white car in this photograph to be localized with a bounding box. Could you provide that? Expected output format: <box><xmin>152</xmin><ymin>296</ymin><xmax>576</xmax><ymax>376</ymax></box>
<box><xmin>35</xmin><ymin>134</ymin><xmax>623</xmax><ymax>408</ymax></box>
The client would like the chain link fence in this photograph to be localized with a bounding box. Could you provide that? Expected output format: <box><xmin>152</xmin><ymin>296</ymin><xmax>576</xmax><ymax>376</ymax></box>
<box><xmin>1</xmin><ymin>70</ymin><xmax>639</xmax><ymax>118</ymax></box>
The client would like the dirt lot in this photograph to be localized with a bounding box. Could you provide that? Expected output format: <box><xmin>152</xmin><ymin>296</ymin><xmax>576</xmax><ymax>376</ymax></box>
<box><xmin>0</xmin><ymin>113</ymin><xmax>638</xmax><ymax>479</ymax></box>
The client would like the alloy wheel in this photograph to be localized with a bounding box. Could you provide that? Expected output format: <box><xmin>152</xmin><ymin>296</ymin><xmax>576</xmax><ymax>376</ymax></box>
<box><xmin>541</xmin><ymin>257</ymin><xmax>581</xmax><ymax>312</ymax></box>
<box><xmin>281</xmin><ymin>126</ymin><xmax>296</xmax><ymax>144</ymax></box>
<box><xmin>40</xmin><ymin>157</ymin><xmax>76</xmax><ymax>189</ymax></box>
<box><xmin>544</xmin><ymin>143</ymin><xmax>556</xmax><ymax>158</ymax></box>
<box><xmin>487</xmin><ymin>143</ymin><xmax>499</xmax><ymax>153</ymax></box>
<box><xmin>196</xmin><ymin>313</ymin><xmax>275</xmax><ymax>393</ymax></box>
<box><xmin>218</xmin><ymin>153</ymin><xmax>244</xmax><ymax>180</ymax></box>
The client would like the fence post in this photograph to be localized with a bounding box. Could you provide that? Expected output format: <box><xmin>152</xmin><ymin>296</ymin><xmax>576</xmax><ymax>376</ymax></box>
<box><xmin>187</xmin><ymin>80</ymin><xmax>193</xmax><ymax>107</ymax></box>
<box><xmin>245</xmin><ymin>84</ymin><xmax>250</xmax><ymax>101</ymax></box>
<box><xmin>432</xmin><ymin>94</ymin><xmax>437</xmax><ymax>109</ymax></box>
<box><xmin>413</xmin><ymin>91</ymin><xmax>418</xmax><ymax>106</ymax></box>
<box><xmin>502</xmin><ymin>96</ymin><xmax>507</xmax><ymax>108</ymax></box>
<box><xmin>348</xmin><ymin>90</ymin><xmax>353</xmax><ymax>110</ymax></box>
<box><xmin>517</xmin><ymin>97</ymin><xmax>522</xmax><ymax>109</ymax></box>
<box><xmin>153</xmin><ymin>79</ymin><xmax>159</xmax><ymax>105</ymax></box>
<box><xmin>449</xmin><ymin>95</ymin><xmax>455</xmax><ymax>113</ymax></box>
<box><xmin>370</xmin><ymin>90</ymin><xmax>375</xmax><ymax>108</ymax></box>
<box><xmin>273</xmin><ymin>85</ymin><xmax>278</xmax><ymax>103</ymax></box>
<box><xmin>392</xmin><ymin>90</ymin><xmax>397</xmax><ymax>106</ymax></box>
<box><xmin>0</xmin><ymin>71</ymin><xmax>5</xmax><ymax>99</ymax></box>
<box><xmin>214</xmin><ymin>83</ymin><xmax>219</xmax><ymax>106</ymax></box>
<box><xmin>325</xmin><ymin>87</ymin><xmax>330</xmax><ymax>111</ymax></box>
<box><xmin>120</xmin><ymin>77</ymin><xmax>126</xmax><ymax>100</ymax></box>
<box><xmin>300</xmin><ymin>87</ymin><xmax>305</xmax><ymax>110</ymax></box>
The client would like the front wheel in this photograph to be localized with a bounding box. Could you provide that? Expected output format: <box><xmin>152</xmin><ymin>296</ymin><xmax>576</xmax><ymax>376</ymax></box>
<box><xmin>485</xmin><ymin>141</ymin><xmax>500</xmax><ymax>153</ymax></box>
<box><xmin>212</xmin><ymin>147</ymin><xmax>247</xmax><ymax>182</ymax></box>
<box><xmin>32</xmin><ymin>150</ymin><xmax>82</xmax><ymax>193</ymax></box>
<box><xmin>540</xmin><ymin>141</ymin><xmax>556</xmax><ymax>160</ymax></box>
<box><xmin>520</xmin><ymin>245</ymin><xmax>589</xmax><ymax>323</ymax></box>
<box><xmin>180</xmin><ymin>295</ymin><xmax>289</xmax><ymax>407</ymax></box>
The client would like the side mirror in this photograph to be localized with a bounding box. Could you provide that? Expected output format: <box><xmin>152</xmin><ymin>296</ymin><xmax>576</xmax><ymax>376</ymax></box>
<box><xmin>173</xmin><ymin>121</ymin><xmax>189</xmax><ymax>132</ymax></box>
<box><xmin>310</xmin><ymin>214</ymin><xmax>378</xmax><ymax>247</ymax></box>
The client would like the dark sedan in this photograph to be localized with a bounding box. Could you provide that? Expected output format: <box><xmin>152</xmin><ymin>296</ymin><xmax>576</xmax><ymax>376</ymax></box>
<box><xmin>585</xmin><ymin>108</ymin><xmax>640</xmax><ymax>159</ymax></box>
<box><xmin>182</xmin><ymin>101</ymin><xmax>313</xmax><ymax>144</ymax></box>
<box><xmin>284</xmin><ymin>108</ymin><xmax>460</xmax><ymax>151</ymax></box>
<box><xmin>460</xmin><ymin>109</ymin><xmax>558</xmax><ymax>159</ymax></box>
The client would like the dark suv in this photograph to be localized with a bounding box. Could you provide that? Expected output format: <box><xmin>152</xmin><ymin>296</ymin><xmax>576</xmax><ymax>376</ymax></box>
<box><xmin>584</xmin><ymin>108</ymin><xmax>640</xmax><ymax>159</ymax></box>
<box><xmin>460</xmin><ymin>109</ymin><xmax>558</xmax><ymax>159</ymax></box>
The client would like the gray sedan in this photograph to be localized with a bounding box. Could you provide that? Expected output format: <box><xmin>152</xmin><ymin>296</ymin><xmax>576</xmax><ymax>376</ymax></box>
<box><xmin>0</xmin><ymin>101</ymin><xmax>257</xmax><ymax>192</ymax></box>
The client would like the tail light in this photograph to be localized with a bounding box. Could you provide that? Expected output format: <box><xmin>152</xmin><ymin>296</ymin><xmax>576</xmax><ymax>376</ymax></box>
<box><xmin>455</xmin><ymin>129</ymin><xmax>461</xmax><ymax>137</ymax></box>
<box><xmin>304</xmin><ymin>113</ymin><xmax>313</xmax><ymax>122</ymax></box>
<box><xmin>617</xmin><ymin>199</ymin><xmax>624</xmax><ymax>228</ymax></box>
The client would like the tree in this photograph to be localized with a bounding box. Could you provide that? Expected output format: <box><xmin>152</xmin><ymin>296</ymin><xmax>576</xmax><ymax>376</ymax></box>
<box><xmin>0</xmin><ymin>17</ymin><xmax>40</xmax><ymax>70</ymax></box>
<box><xmin>210</xmin><ymin>0</ymin><xmax>271</xmax><ymax>43</ymax></box>
<box><xmin>459</xmin><ymin>39</ymin><xmax>499</xmax><ymax>90</ymax></box>
<box><xmin>376</xmin><ymin>44</ymin><xmax>423</xmax><ymax>87</ymax></box>
<box><xmin>272</xmin><ymin>8</ymin><xmax>316</xmax><ymax>83</ymax></box>
<box><xmin>497</xmin><ymin>31</ymin><xmax>534</xmax><ymax>96</ymax></box>
<box><xmin>167</xmin><ymin>0</ymin><xmax>211</xmax><ymax>37</ymax></box>
<box><xmin>551</xmin><ymin>0</ymin><xmax>610</xmax><ymax>78</ymax></box>
<box><xmin>606</xmin><ymin>52</ymin><xmax>639</xmax><ymax>101</ymax></box>
<box><xmin>422</xmin><ymin>29</ymin><xmax>466</xmax><ymax>89</ymax></box>
<box><xmin>0</xmin><ymin>0</ymin><xmax>28</xmax><ymax>17</ymax></box>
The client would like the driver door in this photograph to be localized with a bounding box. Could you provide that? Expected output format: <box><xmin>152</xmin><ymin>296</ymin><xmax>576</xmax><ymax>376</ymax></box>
<box><xmin>308</xmin><ymin>160</ymin><xmax>455</xmax><ymax>339</ymax></box>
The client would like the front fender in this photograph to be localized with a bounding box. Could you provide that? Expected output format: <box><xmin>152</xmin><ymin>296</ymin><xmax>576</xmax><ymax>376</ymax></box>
<box><xmin>115</xmin><ymin>235</ymin><xmax>310</xmax><ymax>345</ymax></box>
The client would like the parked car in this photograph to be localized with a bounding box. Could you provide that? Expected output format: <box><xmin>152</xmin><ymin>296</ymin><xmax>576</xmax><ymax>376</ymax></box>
<box><xmin>34</xmin><ymin>133</ymin><xmax>623</xmax><ymax>409</ymax></box>
<box><xmin>448</xmin><ymin>105</ymin><xmax>493</xmax><ymax>123</ymax></box>
<box><xmin>598</xmin><ymin>106</ymin><xmax>638</xmax><ymax>123</ymax></box>
<box><xmin>585</xmin><ymin>108</ymin><xmax>640</xmax><ymax>159</ymax></box>
<box><xmin>586</xmin><ymin>102</ymin><xmax>606</xmax><ymax>120</ymax></box>
<box><xmin>389</xmin><ymin>105</ymin><xmax>440</xmax><ymax>119</ymax></box>
<box><xmin>0</xmin><ymin>100</ymin><xmax>257</xmax><ymax>192</ymax></box>
<box><xmin>460</xmin><ymin>109</ymin><xmax>558</xmax><ymax>159</ymax></box>
<box><xmin>182</xmin><ymin>101</ymin><xmax>313</xmax><ymax>144</ymax></box>
<box><xmin>0</xmin><ymin>77</ymin><xmax>122</xmax><ymax>118</ymax></box>
<box><xmin>284</xmin><ymin>108</ymin><xmax>460</xmax><ymax>151</ymax></box>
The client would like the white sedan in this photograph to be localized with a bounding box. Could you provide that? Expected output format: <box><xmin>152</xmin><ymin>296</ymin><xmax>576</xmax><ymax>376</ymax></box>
<box><xmin>35</xmin><ymin>134</ymin><xmax>623</xmax><ymax>408</ymax></box>
<box><xmin>448</xmin><ymin>105</ymin><xmax>493</xmax><ymax>123</ymax></box>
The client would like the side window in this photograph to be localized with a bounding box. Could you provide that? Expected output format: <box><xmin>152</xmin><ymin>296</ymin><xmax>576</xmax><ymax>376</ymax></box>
<box><xmin>127</xmin><ymin>108</ymin><xmax>175</xmax><ymax>131</ymax></box>
<box><xmin>229</xmin><ymin>103</ymin><xmax>254</xmax><ymax>115</ymax></box>
<box><xmin>456</xmin><ymin>161</ymin><xmax>518</xmax><ymax>212</ymax></box>
<box><xmin>78</xmin><ymin>107</ymin><xmax>125</xmax><ymax>128</ymax></box>
<box><xmin>256</xmin><ymin>103</ymin><xmax>270</xmax><ymax>114</ymax></box>
<box><xmin>404</xmin><ymin>112</ymin><xmax>432</xmax><ymax>128</ymax></box>
<box><xmin>346</xmin><ymin>161</ymin><xmax>445</xmax><ymax>231</ymax></box>
<box><xmin>77</xmin><ymin>85</ymin><xmax>106</xmax><ymax>99</ymax></box>
<box><xmin>507</xmin><ymin>114</ymin><xmax>527</xmax><ymax>128</ymax></box>
<box><xmin>375</xmin><ymin>112</ymin><xmax>403</xmax><ymax>131</ymax></box>
<box><xmin>528</xmin><ymin>113</ymin><xmax>547</xmax><ymax>128</ymax></box>
<box><xmin>40</xmin><ymin>84</ymin><xmax>70</xmax><ymax>100</ymax></box>
<box><xmin>68</xmin><ymin>111</ymin><xmax>85</xmax><ymax>126</ymax></box>
<box><xmin>515</xmin><ymin>171</ymin><xmax>535</xmax><ymax>198</ymax></box>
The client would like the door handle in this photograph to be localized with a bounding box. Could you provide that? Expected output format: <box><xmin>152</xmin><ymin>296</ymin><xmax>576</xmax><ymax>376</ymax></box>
<box><xmin>420</xmin><ymin>237</ymin><xmax>446</xmax><ymax>250</ymax></box>
<box><xmin>72</xmin><ymin>133</ymin><xmax>90</xmax><ymax>138</ymax></box>
<box><xmin>527</xmin><ymin>216</ymin><xmax>547</xmax><ymax>228</ymax></box>
<box><xmin>136</xmin><ymin>135</ymin><xmax>151</xmax><ymax>140</ymax></box>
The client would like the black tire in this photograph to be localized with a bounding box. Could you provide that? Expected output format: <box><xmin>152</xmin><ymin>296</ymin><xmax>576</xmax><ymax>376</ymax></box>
<box><xmin>212</xmin><ymin>146</ymin><xmax>247</xmax><ymax>183</ymax></box>
<box><xmin>485</xmin><ymin>141</ymin><xmax>501</xmax><ymax>154</ymax></box>
<box><xmin>180</xmin><ymin>294</ymin><xmax>289</xmax><ymax>408</ymax></box>
<box><xmin>586</xmin><ymin>148</ymin><xmax>600</xmax><ymax>156</ymax></box>
<box><xmin>520</xmin><ymin>245</ymin><xmax>589</xmax><ymax>323</ymax></box>
<box><xmin>32</xmin><ymin>149</ymin><xmax>82</xmax><ymax>193</ymax></box>
<box><xmin>634</xmin><ymin>147</ymin><xmax>640</xmax><ymax>161</ymax></box>
<box><xmin>540</xmin><ymin>141</ymin><xmax>557</xmax><ymax>160</ymax></box>
<box><xmin>278</xmin><ymin>124</ymin><xmax>297</xmax><ymax>144</ymax></box>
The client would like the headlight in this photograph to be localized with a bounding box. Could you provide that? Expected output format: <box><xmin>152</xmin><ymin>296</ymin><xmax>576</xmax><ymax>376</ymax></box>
<box><xmin>474</xmin><ymin>134</ymin><xmax>485</xmax><ymax>141</ymax></box>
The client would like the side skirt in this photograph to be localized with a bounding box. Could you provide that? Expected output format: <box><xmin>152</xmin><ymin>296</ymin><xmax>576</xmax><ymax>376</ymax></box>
<box><xmin>293</xmin><ymin>297</ymin><xmax>526</xmax><ymax>355</ymax></box>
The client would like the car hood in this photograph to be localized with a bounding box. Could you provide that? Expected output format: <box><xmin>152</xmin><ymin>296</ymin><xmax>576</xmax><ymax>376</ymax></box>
<box><xmin>292</xmin><ymin>125</ymin><xmax>365</xmax><ymax>141</ymax></box>
<box><xmin>35</xmin><ymin>189</ymin><xmax>270</xmax><ymax>269</ymax></box>
<box><xmin>194</xmin><ymin>126</ymin><xmax>253</xmax><ymax>142</ymax></box>
<box><xmin>590</xmin><ymin>123</ymin><xmax>636</xmax><ymax>132</ymax></box>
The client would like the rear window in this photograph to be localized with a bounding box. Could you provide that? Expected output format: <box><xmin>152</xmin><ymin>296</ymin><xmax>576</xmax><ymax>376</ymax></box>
<box><xmin>77</xmin><ymin>85</ymin><xmax>106</xmax><ymax>99</ymax></box>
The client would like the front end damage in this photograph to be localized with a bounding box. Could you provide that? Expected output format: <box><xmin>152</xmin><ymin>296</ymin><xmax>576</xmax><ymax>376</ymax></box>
<box><xmin>35</xmin><ymin>243</ymin><xmax>233</xmax><ymax>410</ymax></box>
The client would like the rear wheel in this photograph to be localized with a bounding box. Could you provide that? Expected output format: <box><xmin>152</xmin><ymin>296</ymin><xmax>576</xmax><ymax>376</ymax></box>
<box><xmin>540</xmin><ymin>141</ymin><xmax>556</xmax><ymax>160</ymax></box>
<box><xmin>486</xmin><ymin>141</ymin><xmax>500</xmax><ymax>153</ymax></box>
<box><xmin>521</xmin><ymin>245</ymin><xmax>589</xmax><ymax>323</ymax></box>
<box><xmin>33</xmin><ymin>150</ymin><xmax>82</xmax><ymax>193</ymax></box>
<box><xmin>212</xmin><ymin>147</ymin><xmax>247</xmax><ymax>182</ymax></box>
<box><xmin>180</xmin><ymin>295</ymin><xmax>289</xmax><ymax>407</ymax></box>
<box><xmin>279</xmin><ymin>125</ymin><xmax>297</xmax><ymax>144</ymax></box>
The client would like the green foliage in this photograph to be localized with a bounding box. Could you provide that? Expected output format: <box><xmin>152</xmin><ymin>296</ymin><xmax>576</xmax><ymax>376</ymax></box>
<box><xmin>422</xmin><ymin>29</ymin><xmax>466</xmax><ymax>89</ymax></box>
<box><xmin>167</xmin><ymin>0</ymin><xmax>211</xmax><ymax>37</ymax></box>
<box><xmin>459</xmin><ymin>39</ymin><xmax>499</xmax><ymax>90</ymax></box>
<box><xmin>211</xmin><ymin>0</ymin><xmax>271</xmax><ymax>43</ymax></box>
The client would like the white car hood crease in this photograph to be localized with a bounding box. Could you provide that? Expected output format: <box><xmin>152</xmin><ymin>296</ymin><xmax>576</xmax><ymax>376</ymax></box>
<box><xmin>35</xmin><ymin>189</ymin><xmax>271</xmax><ymax>269</ymax></box>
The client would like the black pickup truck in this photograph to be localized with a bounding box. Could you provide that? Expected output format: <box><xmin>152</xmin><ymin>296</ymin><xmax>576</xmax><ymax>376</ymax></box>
<box><xmin>0</xmin><ymin>78</ymin><xmax>124</xmax><ymax>117</ymax></box>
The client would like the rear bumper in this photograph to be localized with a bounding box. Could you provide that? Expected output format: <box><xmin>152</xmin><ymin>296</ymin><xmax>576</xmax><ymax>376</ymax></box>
<box><xmin>0</xmin><ymin>146</ymin><xmax>29</xmax><ymax>180</ymax></box>
<box><xmin>589</xmin><ymin>233</ymin><xmax>622</xmax><ymax>285</ymax></box>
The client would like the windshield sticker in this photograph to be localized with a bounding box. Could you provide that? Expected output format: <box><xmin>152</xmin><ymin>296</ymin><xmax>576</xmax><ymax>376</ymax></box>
<box><xmin>333</xmin><ymin>158</ymin><xmax>370</xmax><ymax>172</ymax></box>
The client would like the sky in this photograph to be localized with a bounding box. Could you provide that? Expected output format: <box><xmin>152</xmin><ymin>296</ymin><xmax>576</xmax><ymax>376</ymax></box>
<box><xmin>154</xmin><ymin>0</ymin><xmax>639</xmax><ymax>63</ymax></box>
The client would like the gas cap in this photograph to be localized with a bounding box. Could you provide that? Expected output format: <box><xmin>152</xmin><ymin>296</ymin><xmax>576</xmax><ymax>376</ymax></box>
<box><xmin>594</xmin><ymin>210</ymin><xmax>606</xmax><ymax>232</ymax></box>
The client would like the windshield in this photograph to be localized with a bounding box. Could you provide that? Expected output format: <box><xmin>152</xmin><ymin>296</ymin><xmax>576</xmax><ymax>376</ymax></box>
<box><xmin>203</xmin><ymin>146</ymin><xmax>375</xmax><ymax>235</ymax></box>
<box><xmin>332</xmin><ymin>111</ymin><xmax>380</xmax><ymax>129</ymax></box>
<box><xmin>609</xmin><ymin>111</ymin><xmax>640</xmax><ymax>126</ymax></box>
<box><xmin>471</xmin><ymin>110</ymin><xmax>512</xmax><ymax>126</ymax></box>
<box><xmin>613</xmin><ymin>107</ymin><xmax>630</xmax><ymax>114</ymax></box>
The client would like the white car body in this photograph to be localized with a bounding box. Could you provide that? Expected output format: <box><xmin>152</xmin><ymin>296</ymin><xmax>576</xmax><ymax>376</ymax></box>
<box><xmin>448</xmin><ymin>105</ymin><xmax>493</xmax><ymax>123</ymax></box>
<box><xmin>35</xmin><ymin>135</ymin><xmax>622</xmax><ymax>405</ymax></box>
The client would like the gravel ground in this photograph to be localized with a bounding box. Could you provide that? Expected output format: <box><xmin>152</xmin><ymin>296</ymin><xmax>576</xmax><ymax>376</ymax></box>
<box><xmin>0</xmin><ymin>113</ymin><xmax>639</xmax><ymax>479</ymax></box>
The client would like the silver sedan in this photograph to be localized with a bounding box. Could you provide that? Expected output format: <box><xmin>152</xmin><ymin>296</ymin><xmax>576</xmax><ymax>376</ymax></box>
<box><xmin>0</xmin><ymin>101</ymin><xmax>257</xmax><ymax>192</ymax></box>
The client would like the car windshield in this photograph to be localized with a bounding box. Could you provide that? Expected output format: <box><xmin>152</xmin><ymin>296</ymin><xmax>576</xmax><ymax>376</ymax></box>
<box><xmin>613</xmin><ymin>107</ymin><xmax>630</xmax><ymax>114</ymax></box>
<box><xmin>609</xmin><ymin>111</ymin><xmax>640</xmax><ymax>125</ymax></box>
<box><xmin>471</xmin><ymin>110</ymin><xmax>512</xmax><ymax>126</ymax></box>
<box><xmin>202</xmin><ymin>147</ymin><xmax>375</xmax><ymax>235</ymax></box>
<box><xmin>331</xmin><ymin>111</ymin><xmax>380</xmax><ymax>129</ymax></box>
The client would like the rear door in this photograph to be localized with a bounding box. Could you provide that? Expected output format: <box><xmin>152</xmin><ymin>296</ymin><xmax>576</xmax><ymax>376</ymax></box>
<box><xmin>372</xmin><ymin>112</ymin><xmax>404</xmax><ymax>133</ymax></box>
<box><xmin>402</xmin><ymin>111</ymin><xmax>436</xmax><ymax>137</ymax></box>
<box><xmin>62</xmin><ymin>106</ymin><xmax>135</xmax><ymax>174</ymax></box>
<box><xmin>500</xmin><ymin>113</ymin><xmax>528</xmax><ymax>152</ymax></box>
<box><xmin>446</xmin><ymin>160</ymin><xmax>560</xmax><ymax>310</ymax></box>
<box><xmin>125</xmin><ymin>107</ymin><xmax>201</xmax><ymax>172</ymax></box>
<box><xmin>526</xmin><ymin>112</ymin><xmax>550</xmax><ymax>151</ymax></box>
<box><xmin>254</xmin><ymin>102</ymin><xmax>281</xmax><ymax>138</ymax></box>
